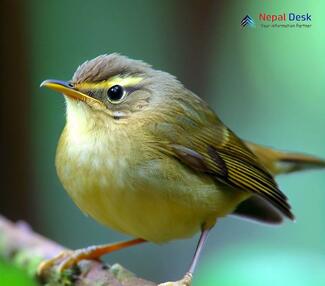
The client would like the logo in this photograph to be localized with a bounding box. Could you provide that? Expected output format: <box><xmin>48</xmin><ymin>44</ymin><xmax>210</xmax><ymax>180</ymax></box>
<box><xmin>240</xmin><ymin>15</ymin><xmax>255</xmax><ymax>28</ymax></box>
<box><xmin>259</xmin><ymin>13</ymin><xmax>311</xmax><ymax>22</ymax></box>
<box><xmin>241</xmin><ymin>12</ymin><xmax>312</xmax><ymax>29</ymax></box>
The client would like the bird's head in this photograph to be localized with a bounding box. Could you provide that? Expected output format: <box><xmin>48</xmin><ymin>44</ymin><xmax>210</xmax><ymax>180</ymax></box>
<box><xmin>41</xmin><ymin>53</ymin><xmax>183</xmax><ymax>123</ymax></box>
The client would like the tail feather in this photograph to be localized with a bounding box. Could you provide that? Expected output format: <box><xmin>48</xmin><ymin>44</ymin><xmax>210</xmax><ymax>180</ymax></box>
<box><xmin>233</xmin><ymin>141</ymin><xmax>325</xmax><ymax>225</ymax></box>
<box><xmin>245</xmin><ymin>141</ymin><xmax>325</xmax><ymax>176</ymax></box>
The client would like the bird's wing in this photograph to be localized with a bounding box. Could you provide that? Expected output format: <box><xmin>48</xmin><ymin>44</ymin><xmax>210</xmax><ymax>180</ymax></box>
<box><xmin>151</xmin><ymin>93</ymin><xmax>293</xmax><ymax>220</ymax></box>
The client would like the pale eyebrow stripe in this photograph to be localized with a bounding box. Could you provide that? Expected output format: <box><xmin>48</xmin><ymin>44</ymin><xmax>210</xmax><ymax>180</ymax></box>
<box><xmin>76</xmin><ymin>76</ymin><xmax>143</xmax><ymax>89</ymax></box>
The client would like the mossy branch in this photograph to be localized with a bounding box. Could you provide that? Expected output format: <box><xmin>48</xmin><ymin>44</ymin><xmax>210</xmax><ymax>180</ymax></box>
<box><xmin>0</xmin><ymin>215</ymin><xmax>156</xmax><ymax>286</ymax></box>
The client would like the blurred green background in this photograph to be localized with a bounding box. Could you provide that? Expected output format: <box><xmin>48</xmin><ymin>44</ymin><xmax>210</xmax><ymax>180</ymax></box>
<box><xmin>1</xmin><ymin>0</ymin><xmax>324</xmax><ymax>285</ymax></box>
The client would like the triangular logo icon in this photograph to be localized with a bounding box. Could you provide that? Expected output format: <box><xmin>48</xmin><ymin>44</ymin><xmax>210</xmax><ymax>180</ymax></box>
<box><xmin>241</xmin><ymin>15</ymin><xmax>255</xmax><ymax>28</ymax></box>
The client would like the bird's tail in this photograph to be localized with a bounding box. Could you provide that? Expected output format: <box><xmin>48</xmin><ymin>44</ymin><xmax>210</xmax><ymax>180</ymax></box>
<box><xmin>245</xmin><ymin>141</ymin><xmax>325</xmax><ymax>176</ymax></box>
<box><xmin>233</xmin><ymin>141</ymin><xmax>325</xmax><ymax>224</ymax></box>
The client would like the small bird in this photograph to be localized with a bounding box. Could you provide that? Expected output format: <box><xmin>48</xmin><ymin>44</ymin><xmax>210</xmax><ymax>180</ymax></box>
<box><xmin>40</xmin><ymin>53</ymin><xmax>325</xmax><ymax>285</ymax></box>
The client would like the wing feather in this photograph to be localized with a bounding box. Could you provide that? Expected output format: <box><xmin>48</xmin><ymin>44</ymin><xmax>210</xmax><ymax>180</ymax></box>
<box><xmin>149</xmin><ymin>91</ymin><xmax>294</xmax><ymax>220</ymax></box>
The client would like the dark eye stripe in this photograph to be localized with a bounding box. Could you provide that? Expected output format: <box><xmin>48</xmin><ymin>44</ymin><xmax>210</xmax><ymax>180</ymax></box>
<box><xmin>124</xmin><ymin>86</ymin><xmax>139</xmax><ymax>94</ymax></box>
<box><xmin>86</xmin><ymin>90</ymin><xmax>95</xmax><ymax>97</ymax></box>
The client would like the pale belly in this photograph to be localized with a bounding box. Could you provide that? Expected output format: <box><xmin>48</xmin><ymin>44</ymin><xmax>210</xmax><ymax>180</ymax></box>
<box><xmin>56</xmin><ymin>127</ymin><xmax>248</xmax><ymax>243</ymax></box>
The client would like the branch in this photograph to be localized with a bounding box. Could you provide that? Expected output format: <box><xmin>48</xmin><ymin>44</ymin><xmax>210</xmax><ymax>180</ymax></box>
<box><xmin>0</xmin><ymin>215</ymin><xmax>156</xmax><ymax>285</ymax></box>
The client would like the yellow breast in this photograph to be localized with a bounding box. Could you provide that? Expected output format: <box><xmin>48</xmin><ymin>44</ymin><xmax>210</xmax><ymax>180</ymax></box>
<box><xmin>55</xmin><ymin>102</ymin><xmax>248</xmax><ymax>243</ymax></box>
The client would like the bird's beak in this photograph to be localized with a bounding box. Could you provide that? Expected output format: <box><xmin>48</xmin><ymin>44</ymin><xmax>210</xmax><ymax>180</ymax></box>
<box><xmin>40</xmin><ymin>79</ymin><xmax>102</xmax><ymax>104</ymax></box>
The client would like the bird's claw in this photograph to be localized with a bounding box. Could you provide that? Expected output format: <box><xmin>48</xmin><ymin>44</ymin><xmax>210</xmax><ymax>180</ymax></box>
<box><xmin>37</xmin><ymin>249</ymin><xmax>84</xmax><ymax>277</ymax></box>
<box><xmin>158</xmin><ymin>272</ymin><xmax>192</xmax><ymax>286</ymax></box>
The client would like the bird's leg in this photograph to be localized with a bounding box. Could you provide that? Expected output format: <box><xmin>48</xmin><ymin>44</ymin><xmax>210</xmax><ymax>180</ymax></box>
<box><xmin>38</xmin><ymin>238</ymin><xmax>146</xmax><ymax>275</ymax></box>
<box><xmin>159</xmin><ymin>229</ymin><xmax>210</xmax><ymax>286</ymax></box>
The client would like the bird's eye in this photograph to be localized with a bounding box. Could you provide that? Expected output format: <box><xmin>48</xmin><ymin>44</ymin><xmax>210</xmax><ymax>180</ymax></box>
<box><xmin>107</xmin><ymin>85</ymin><xmax>125</xmax><ymax>102</ymax></box>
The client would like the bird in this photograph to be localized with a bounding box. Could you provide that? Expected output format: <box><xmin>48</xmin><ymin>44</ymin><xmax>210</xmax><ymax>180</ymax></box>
<box><xmin>39</xmin><ymin>53</ymin><xmax>325</xmax><ymax>285</ymax></box>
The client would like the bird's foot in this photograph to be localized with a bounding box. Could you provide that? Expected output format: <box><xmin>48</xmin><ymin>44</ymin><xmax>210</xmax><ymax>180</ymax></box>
<box><xmin>158</xmin><ymin>272</ymin><xmax>192</xmax><ymax>286</ymax></box>
<box><xmin>37</xmin><ymin>246</ymin><xmax>99</xmax><ymax>276</ymax></box>
<box><xmin>37</xmin><ymin>238</ymin><xmax>146</xmax><ymax>278</ymax></box>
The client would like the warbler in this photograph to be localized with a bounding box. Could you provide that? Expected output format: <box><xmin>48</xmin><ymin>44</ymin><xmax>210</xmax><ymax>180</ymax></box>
<box><xmin>40</xmin><ymin>53</ymin><xmax>325</xmax><ymax>285</ymax></box>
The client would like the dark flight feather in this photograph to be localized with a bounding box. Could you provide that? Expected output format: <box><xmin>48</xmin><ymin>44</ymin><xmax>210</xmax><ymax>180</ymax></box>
<box><xmin>232</xmin><ymin>196</ymin><xmax>283</xmax><ymax>224</ymax></box>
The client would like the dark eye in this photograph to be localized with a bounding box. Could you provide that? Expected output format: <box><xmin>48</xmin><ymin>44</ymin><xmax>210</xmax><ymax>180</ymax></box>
<box><xmin>107</xmin><ymin>85</ymin><xmax>124</xmax><ymax>102</ymax></box>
